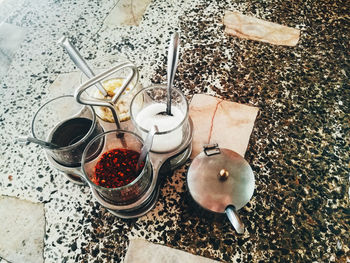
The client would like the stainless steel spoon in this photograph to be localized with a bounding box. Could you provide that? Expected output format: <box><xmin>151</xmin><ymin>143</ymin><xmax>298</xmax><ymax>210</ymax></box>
<box><xmin>58</xmin><ymin>36</ymin><xmax>107</xmax><ymax>97</ymax></box>
<box><xmin>136</xmin><ymin>125</ymin><xmax>159</xmax><ymax>171</ymax></box>
<box><xmin>17</xmin><ymin>137</ymin><xmax>60</xmax><ymax>149</ymax></box>
<box><xmin>158</xmin><ymin>32</ymin><xmax>180</xmax><ymax>116</ymax></box>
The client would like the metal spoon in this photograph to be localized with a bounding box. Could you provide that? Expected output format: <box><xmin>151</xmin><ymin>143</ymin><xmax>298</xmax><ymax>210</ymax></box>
<box><xmin>17</xmin><ymin>137</ymin><xmax>60</xmax><ymax>150</ymax></box>
<box><xmin>58</xmin><ymin>36</ymin><xmax>108</xmax><ymax>97</ymax></box>
<box><xmin>158</xmin><ymin>32</ymin><xmax>180</xmax><ymax>116</ymax></box>
<box><xmin>136</xmin><ymin>125</ymin><xmax>159</xmax><ymax>171</ymax></box>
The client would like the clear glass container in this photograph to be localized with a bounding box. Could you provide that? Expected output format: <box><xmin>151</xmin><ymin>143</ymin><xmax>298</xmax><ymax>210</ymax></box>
<box><xmin>81</xmin><ymin>130</ymin><xmax>153</xmax><ymax>205</ymax></box>
<box><xmin>130</xmin><ymin>84</ymin><xmax>189</xmax><ymax>153</ymax></box>
<box><xmin>31</xmin><ymin>95</ymin><xmax>104</xmax><ymax>167</ymax></box>
<box><xmin>80</xmin><ymin>58</ymin><xmax>141</xmax><ymax>122</ymax></box>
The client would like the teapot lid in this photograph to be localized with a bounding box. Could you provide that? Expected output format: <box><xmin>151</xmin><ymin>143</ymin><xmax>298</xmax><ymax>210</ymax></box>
<box><xmin>187</xmin><ymin>144</ymin><xmax>255</xmax><ymax>213</ymax></box>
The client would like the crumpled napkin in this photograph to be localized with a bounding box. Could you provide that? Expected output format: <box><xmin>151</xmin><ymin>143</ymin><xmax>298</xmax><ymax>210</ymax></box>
<box><xmin>223</xmin><ymin>11</ymin><xmax>300</xmax><ymax>46</ymax></box>
<box><xmin>189</xmin><ymin>94</ymin><xmax>259</xmax><ymax>159</ymax></box>
<box><xmin>124</xmin><ymin>239</ymin><xmax>219</xmax><ymax>263</ymax></box>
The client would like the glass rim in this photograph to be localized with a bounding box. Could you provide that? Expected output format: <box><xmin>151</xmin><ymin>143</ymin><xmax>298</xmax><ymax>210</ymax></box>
<box><xmin>130</xmin><ymin>84</ymin><xmax>189</xmax><ymax>135</ymax></box>
<box><xmin>81</xmin><ymin>129</ymin><xmax>150</xmax><ymax>192</ymax></box>
<box><xmin>31</xmin><ymin>95</ymin><xmax>97</xmax><ymax>151</ymax></box>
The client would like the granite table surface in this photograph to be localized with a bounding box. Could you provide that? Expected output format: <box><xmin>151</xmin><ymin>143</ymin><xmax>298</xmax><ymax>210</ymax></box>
<box><xmin>0</xmin><ymin>0</ymin><xmax>349</xmax><ymax>262</ymax></box>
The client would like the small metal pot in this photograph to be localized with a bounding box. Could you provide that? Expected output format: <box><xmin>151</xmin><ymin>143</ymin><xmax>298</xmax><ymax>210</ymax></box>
<box><xmin>187</xmin><ymin>144</ymin><xmax>255</xmax><ymax>234</ymax></box>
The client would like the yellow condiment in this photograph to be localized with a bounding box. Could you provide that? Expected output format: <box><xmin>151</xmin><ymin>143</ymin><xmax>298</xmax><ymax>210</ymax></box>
<box><xmin>92</xmin><ymin>78</ymin><xmax>138</xmax><ymax>122</ymax></box>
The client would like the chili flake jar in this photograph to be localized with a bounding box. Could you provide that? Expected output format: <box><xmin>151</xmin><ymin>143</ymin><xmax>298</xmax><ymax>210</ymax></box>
<box><xmin>81</xmin><ymin>130</ymin><xmax>152</xmax><ymax>205</ymax></box>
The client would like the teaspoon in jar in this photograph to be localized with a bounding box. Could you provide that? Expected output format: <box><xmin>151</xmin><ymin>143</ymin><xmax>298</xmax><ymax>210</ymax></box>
<box><xmin>157</xmin><ymin>32</ymin><xmax>180</xmax><ymax>116</ymax></box>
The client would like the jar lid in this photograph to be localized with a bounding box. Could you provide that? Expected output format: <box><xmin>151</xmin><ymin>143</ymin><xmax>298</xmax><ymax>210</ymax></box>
<box><xmin>187</xmin><ymin>144</ymin><xmax>255</xmax><ymax>213</ymax></box>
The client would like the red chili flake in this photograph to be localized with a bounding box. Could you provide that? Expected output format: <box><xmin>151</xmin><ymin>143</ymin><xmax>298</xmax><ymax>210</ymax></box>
<box><xmin>92</xmin><ymin>148</ymin><xmax>144</xmax><ymax>188</ymax></box>
<box><xmin>8</xmin><ymin>175</ymin><xmax>13</xmax><ymax>181</ymax></box>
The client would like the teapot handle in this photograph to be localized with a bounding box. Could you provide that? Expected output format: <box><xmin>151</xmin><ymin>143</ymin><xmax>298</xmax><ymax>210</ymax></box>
<box><xmin>225</xmin><ymin>205</ymin><xmax>244</xmax><ymax>234</ymax></box>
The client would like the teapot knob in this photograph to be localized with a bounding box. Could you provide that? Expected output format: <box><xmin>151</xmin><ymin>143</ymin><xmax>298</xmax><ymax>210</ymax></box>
<box><xmin>218</xmin><ymin>168</ymin><xmax>229</xmax><ymax>181</ymax></box>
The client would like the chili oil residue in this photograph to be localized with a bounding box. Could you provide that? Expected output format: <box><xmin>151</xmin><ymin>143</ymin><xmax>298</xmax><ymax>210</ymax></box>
<box><xmin>93</xmin><ymin>148</ymin><xmax>144</xmax><ymax>188</ymax></box>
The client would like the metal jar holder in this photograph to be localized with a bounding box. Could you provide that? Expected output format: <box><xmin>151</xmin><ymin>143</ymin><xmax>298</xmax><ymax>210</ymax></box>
<box><xmin>75</xmin><ymin>62</ymin><xmax>139</xmax><ymax>129</ymax></box>
<box><xmin>72</xmin><ymin>65</ymin><xmax>193</xmax><ymax>218</ymax></box>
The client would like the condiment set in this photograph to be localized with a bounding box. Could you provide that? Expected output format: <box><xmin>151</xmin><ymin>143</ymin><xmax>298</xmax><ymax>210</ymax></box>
<box><xmin>23</xmin><ymin>33</ymin><xmax>255</xmax><ymax>233</ymax></box>
<box><xmin>74</xmin><ymin>62</ymin><xmax>193</xmax><ymax>218</ymax></box>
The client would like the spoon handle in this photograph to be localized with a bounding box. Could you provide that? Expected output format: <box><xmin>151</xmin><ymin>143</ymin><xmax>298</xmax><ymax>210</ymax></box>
<box><xmin>166</xmin><ymin>32</ymin><xmax>180</xmax><ymax>115</ymax></box>
<box><xmin>225</xmin><ymin>205</ymin><xmax>245</xmax><ymax>234</ymax></box>
<box><xmin>17</xmin><ymin>137</ymin><xmax>60</xmax><ymax>149</ymax></box>
<box><xmin>136</xmin><ymin>125</ymin><xmax>159</xmax><ymax>171</ymax></box>
<box><xmin>58</xmin><ymin>36</ymin><xmax>107</xmax><ymax>97</ymax></box>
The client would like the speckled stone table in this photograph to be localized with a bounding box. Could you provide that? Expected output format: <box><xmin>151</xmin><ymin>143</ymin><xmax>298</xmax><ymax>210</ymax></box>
<box><xmin>0</xmin><ymin>0</ymin><xmax>349</xmax><ymax>262</ymax></box>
